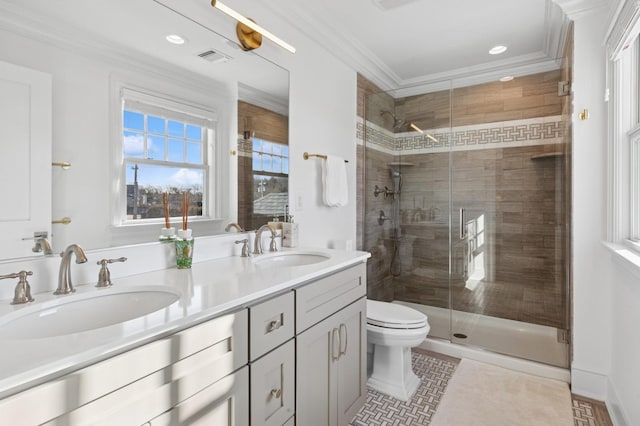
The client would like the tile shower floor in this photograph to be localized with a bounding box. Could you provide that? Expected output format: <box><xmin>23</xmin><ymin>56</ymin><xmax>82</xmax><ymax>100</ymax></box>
<box><xmin>350</xmin><ymin>349</ymin><xmax>612</xmax><ymax>426</ymax></box>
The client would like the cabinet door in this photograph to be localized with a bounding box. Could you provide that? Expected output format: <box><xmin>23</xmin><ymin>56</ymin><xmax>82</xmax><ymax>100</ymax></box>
<box><xmin>335</xmin><ymin>297</ymin><xmax>367</xmax><ymax>426</ymax></box>
<box><xmin>149</xmin><ymin>366</ymin><xmax>249</xmax><ymax>426</ymax></box>
<box><xmin>0</xmin><ymin>60</ymin><xmax>51</xmax><ymax>258</ymax></box>
<box><xmin>296</xmin><ymin>297</ymin><xmax>367</xmax><ymax>426</ymax></box>
<box><xmin>250</xmin><ymin>339</ymin><xmax>295</xmax><ymax>426</ymax></box>
<box><xmin>296</xmin><ymin>311</ymin><xmax>338</xmax><ymax>426</ymax></box>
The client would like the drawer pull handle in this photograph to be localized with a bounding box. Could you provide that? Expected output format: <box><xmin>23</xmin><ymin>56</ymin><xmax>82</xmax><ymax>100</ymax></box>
<box><xmin>339</xmin><ymin>323</ymin><xmax>348</xmax><ymax>356</ymax></box>
<box><xmin>270</xmin><ymin>388</ymin><xmax>282</xmax><ymax>399</ymax></box>
<box><xmin>268</xmin><ymin>319</ymin><xmax>282</xmax><ymax>332</ymax></box>
<box><xmin>331</xmin><ymin>328</ymin><xmax>340</xmax><ymax>361</ymax></box>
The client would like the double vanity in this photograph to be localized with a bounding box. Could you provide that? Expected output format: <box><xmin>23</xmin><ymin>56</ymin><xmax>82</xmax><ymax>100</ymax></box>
<box><xmin>0</xmin><ymin>239</ymin><xmax>370</xmax><ymax>425</ymax></box>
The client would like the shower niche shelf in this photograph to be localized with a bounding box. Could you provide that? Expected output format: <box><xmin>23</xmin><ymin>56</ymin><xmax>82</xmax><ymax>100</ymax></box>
<box><xmin>530</xmin><ymin>151</ymin><xmax>564</xmax><ymax>160</ymax></box>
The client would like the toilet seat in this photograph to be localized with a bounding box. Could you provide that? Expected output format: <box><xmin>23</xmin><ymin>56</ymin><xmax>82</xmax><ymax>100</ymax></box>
<box><xmin>367</xmin><ymin>299</ymin><xmax>427</xmax><ymax>329</ymax></box>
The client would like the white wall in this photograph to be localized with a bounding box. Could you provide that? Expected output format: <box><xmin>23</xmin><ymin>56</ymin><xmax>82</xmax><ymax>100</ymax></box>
<box><xmin>569</xmin><ymin>8</ymin><xmax>613</xmax><ymax>400</ymax></box>
<box><xmin>224</xmin><ymin>0</ymin><xmax>359</xmax><ymax>249</ymax></box>
<box><xmin>568</xmin><ymin>4</ymin><xmax>640</xmax><ymax>425</ymax></box>
<box><xmin>607</xmin><ymin>261</ymin><xmax>640</xmax><ymax>424</ymax></box>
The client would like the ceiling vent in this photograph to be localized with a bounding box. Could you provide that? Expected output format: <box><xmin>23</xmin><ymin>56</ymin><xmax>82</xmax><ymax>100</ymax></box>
<box><xmin>372</xmin><ymin>0</ymin><xmax>421</xmax><ymax>11</ymax></box>
<box><xmin>197</xmin><ymin>49</ymin><xmax>231</xmax><ymax>64</ymax></box>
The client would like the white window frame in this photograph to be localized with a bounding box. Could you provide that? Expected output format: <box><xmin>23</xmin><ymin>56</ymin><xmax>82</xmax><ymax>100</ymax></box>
<box><xmin>120</xmin><ymin>88</ymin><xmax>214</xmax><ymax>225</ymax></box>
<box><xmin>108</xmin><ymin>75</ymin><xmax>231</xmax><ymax>245</ymax></box>
<box><xmin>606</xmin><ymin>0</ymin><xmax>640</xmax><ymax>253</ymax></box>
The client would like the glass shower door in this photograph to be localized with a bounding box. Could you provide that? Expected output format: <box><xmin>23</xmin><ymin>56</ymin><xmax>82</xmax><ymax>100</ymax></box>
<box><xmin>448</xmin><ymin>72</ymin><xmax>570</xmax><ymax>368</ymax></box>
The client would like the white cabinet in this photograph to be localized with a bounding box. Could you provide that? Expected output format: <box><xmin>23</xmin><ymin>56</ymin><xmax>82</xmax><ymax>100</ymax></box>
<box><xmin>149</xmin><ymin>366</ymin><xmax>249</xmax><ymax>426</ymax></box>
<box><xmin>295</xmin><ymin>264</ymin><xmax>367</xmax><ymax>426</ymax></box>
<box><xmin>250</xmin><ymin>340</ymin><xmax>295</xmax><ymax>426</ymax></box>
<box><xmin>249</xmin><ymin>291</ymin><xmax>295</xmax><ymax>362</ymax></box>
<box><xmin>249</xmin><ymin>291</ymin><xmax>295</xmax><ymax>426</ymax></box>
<box><xmin>0</xmin><ymin>261</ymin><xmax>368</xmax><ymax>426</ymax></box>
<box><xmin>0</xmin><ymin>310</ymin><xmax>248</xmax><ymax>425</ymax></box>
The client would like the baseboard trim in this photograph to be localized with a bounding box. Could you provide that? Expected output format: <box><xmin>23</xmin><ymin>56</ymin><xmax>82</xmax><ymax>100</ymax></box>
<box><xmin>420</xmin><ymin>338</ymin><xmax>570</xmax><ymax>382</ymax></box>
<box><xmin>606</xmin><ymin>378</ymin><xmax>632</xmax><ymax>426</ymax></box>
<box><xmin>571</xmin><ymin>366</ymin><xmax>608</xmax><ymax>400</ymax></box>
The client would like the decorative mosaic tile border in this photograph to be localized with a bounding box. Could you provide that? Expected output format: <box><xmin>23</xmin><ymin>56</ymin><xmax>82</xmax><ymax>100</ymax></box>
<box><xmin>359</xmin><ymin>115</ymin><xmax>564</xmax><ymax>154</ymax></box>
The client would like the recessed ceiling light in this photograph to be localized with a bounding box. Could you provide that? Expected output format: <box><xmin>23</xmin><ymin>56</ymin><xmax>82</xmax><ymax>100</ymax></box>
<box><xmin>489</xmin><ymin>45</ymin><xmax>507</xmax><ymax>55</ymax></box>
<box><xmin>499</xmin><ymin>76</ymin><xmax>514</xmax><ymax>82</ymax></box>
<box><xmin>166</xmin><ymin>34</ymin><xmax>186</xmax><ymax>45</ymax></box>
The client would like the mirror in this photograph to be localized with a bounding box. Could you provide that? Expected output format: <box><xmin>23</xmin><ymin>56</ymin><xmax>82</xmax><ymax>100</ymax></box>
<box><xmin>0</xmin><ymin>0</ymin><xmax>288</xmax><ymax>260</ymax></box>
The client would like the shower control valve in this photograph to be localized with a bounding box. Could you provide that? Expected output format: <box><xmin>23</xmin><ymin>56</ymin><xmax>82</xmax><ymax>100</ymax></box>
<box><xmin>378</xmin><ymin>210</ymin><xmax>391</xmax><ymax>225</ymax></box>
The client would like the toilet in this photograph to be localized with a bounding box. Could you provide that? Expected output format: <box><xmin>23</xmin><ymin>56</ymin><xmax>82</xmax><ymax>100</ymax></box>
<box><xmin>366</xmin><ymin>299</ymin><xmax>430</xmax><ymax>401</ymax></box>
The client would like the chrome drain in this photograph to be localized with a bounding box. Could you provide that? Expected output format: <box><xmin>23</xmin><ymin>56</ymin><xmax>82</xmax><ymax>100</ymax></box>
<box><xmin>453</xmin><ymin>333</ymin><xmax>468</xmax><ymax>339</ymax></box>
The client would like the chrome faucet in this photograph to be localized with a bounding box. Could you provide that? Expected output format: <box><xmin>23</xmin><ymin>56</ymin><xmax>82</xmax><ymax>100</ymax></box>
<box><xmin>32</xmin><ymin>235</ymin><xmax>53</xmax><ymax>255</ymax></box>
<box><xmin>54</xmin><ymin>244</ymin><xmax>88</xmax><ymax>295</ymax></box>
<box><xmin>225</xmin><ymin>223</ymin><xmax>245</xmax><ymax>232</ymax></box>
<box><xmin>254</xmin><ymin>224</ymin><xmax>277</xmax><ymax>255</ymax></box>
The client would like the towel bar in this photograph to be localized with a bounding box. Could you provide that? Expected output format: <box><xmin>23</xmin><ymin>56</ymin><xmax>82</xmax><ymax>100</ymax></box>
<box><xmin>303</xmin><ymin>152</ymin><xmax>349</xmax><ymax>163</ymax></box>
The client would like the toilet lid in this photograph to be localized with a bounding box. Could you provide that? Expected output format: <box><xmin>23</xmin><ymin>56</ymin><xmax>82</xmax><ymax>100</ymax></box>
<box><xmin>367</xmin><ymin>299</ymin><xmax>428</xmax><ymax>329</ymax></box>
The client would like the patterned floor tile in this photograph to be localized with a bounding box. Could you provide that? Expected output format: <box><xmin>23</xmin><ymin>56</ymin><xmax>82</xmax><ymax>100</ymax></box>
<box><xmin>350</xmin><ymin>350</ymin><xmax>613</xmax><ymax>426</ymax></box>
<box><xmin>350</xmin><ymin>351</ymin><xmax>457</xmax><ymax>426</ymax></box>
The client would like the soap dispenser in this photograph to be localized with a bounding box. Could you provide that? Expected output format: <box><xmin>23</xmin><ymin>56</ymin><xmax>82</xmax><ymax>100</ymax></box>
<box><xmin>282</xmin><ymin>215</ymin><xmax>299</xmax><ymax>248</ymax></box>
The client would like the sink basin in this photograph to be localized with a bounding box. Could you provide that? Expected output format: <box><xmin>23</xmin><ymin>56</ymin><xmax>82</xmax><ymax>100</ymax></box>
<box><xmin>252</xmin><ymin>250</ymin><xmax>331</xmax><ymax>268</ymax></box>
<box><xmin>0</xmin><ymin>286</ymin><xmax>181</xmax><ymax>340</ymax></box>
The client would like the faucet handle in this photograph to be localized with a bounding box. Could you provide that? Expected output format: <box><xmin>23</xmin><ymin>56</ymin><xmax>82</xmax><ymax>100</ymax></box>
<box><xmin>0</xmin><ymin>271</ymin><xmax>34</xmax><ymax>304</ymax></box>
<box><xmin>269</xmin><ymin>232</ymin><xmax>278</xmax><ymax>253</ymax></box>
<box><xmin>235</xmin><ymin>239</ymin><xmax>251</xmax><ymax>257</ymax></box>
<box><xmin>95</xmin><ymin>257</ymin><xmax>127</xmax><ymax>288</ymax></box>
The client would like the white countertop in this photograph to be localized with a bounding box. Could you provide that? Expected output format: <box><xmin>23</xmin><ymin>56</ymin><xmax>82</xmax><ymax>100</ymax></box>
<box><xmin>0</xmin><ymin>247</ymin><xmax>370</xmax><ymax>399</ymax></box>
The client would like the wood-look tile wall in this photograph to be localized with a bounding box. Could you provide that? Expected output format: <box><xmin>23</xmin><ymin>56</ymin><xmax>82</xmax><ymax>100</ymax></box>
<box><xmin>238</xmin><ymin>101</ymin><xmax>288</xmax><ymax>145</ymax></box>
<box><xmin>357</xmin><ymin>68</ymin><xmax>570</xmax><ymax>329</ymax></box>
<box><xmin>237</xmin><ymin>101</ymin><xmax>288</xmax><ymax>231</ymax></box>
<box><xmin>394</xmin><ymin>70</ymin><xmax>563</xmax><ymax>130</ymax></box>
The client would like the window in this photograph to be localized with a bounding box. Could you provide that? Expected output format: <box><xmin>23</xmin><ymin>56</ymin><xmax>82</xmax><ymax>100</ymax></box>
<box><xmin>252</xmin><ymin>139</ymin><xmax>289</xmax><ymax>219</ymax></box>
<box><xmin>607</xmin><ymin>1</ymin><xmax>640</xmax><ymax>247</ymax></box>
<box><xmin>120</xmin><ymin>89</ymin><xmax>214</xmax><ymax>223</ymax></box>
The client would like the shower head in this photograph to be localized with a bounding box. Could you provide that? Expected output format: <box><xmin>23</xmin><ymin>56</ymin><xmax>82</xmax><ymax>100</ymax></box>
<box><xmin>380</xmin><ymin>110</ymin><xmax>406</xmax><ymax>131</ymax></box>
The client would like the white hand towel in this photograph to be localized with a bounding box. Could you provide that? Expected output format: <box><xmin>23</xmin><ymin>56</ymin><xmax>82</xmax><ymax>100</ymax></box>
<box><xmin>323</xmin><ymin>155</ymin><xmax>348</xmax><ymax>207</ymax></box>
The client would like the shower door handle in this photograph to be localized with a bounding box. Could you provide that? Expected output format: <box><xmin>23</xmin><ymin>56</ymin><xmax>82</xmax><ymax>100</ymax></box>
<box><xmin>459</xmin><ymin>208</ymin><xmax>466</xmax><ymax>240</ymax></box>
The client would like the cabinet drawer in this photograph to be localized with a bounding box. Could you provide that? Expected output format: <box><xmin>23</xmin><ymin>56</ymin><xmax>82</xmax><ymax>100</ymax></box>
<box><xmin>250</xmin><ymin>340</ymin><xmax>295</xmax><ymax>426</ymax></box>
<box><xmin>2</xmin><ymin>309</ymin><xmax>248</xmax><ymax>425</ymax></box>
<box><xmin>250</xmin><ymin>291</ymin><xmax>294</xmax><ymax>361</ymax></box>
<box><xmin>295</xmin><ymin>264</ymin><xmax>366</xmax><ymax>333</ymax></box>
<box><xmin>149</xmin><ymin>366</ymin><xmax>249</xmax><ymax>426</ymax></box>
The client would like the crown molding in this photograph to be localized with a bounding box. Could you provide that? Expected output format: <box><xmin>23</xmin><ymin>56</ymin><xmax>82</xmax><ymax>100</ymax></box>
<box><xmin>392</xmin><ymin>57</ymin><xmax>562</xmax><ymax>98</ymax></box>
<box><xmin>271</xmin><ymin>1</ymin><xmax>573</xmax><ymax>96</ymax></box>
<box><xmin>552</xmin><ymin>0</ymin><xmax>611</xmax><ymax>19</ymax></box>
<box><xmin>238</xmin><ymin>83</ymin><xmax>288</xmax><ymax>116</ymax></box>
<box><xmin>267</xmin><ymin>5</ymin><xmax>400</xmax><ymax>91</ymax></box>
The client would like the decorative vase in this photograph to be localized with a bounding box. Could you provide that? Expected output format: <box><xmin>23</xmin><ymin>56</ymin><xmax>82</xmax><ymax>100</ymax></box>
<box><xmin>175</xmin><ymin>238</ymin><xmax>194</xmax><ymax>269</ymax></box>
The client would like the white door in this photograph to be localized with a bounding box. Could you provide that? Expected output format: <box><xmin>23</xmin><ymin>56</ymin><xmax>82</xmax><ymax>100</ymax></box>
<box><xmin>0</xmin><ymin>60</ymin><xmax>51</xmax><ymax>259</ymax></box>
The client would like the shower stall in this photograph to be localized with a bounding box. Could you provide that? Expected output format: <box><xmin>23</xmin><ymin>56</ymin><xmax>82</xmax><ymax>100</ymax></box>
<box><xmin>362</xmin><ymin>64</ymin><xmax>572</xmax><ymax>368</ymax></box>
